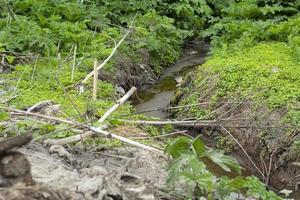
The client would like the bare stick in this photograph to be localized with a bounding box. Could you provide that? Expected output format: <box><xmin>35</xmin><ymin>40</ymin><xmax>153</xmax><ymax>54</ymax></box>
<box><xmin>10</xmin><ymin>64</ymin><xmax>29</xmax><ymax>99</ymax></box>
<box><xmin>30</xmin><ymin>55</ymin><xmax>39</xmax><ymax>83</ymax></box>
<box><xmin>81</xmin><ymin>14</ymin><xmax>136</xmax><ymax>84</ymax></box>
<box><xmin>27</xmin><ymin>100</ymin><xmax>54</xmax><ymax>112</ymax></box>
<box><xmin>90</xmin><ymin>127</ymin><xmax>163</xmax><ymax>153</ymax></box>
<box><xmin>3</xmin><ymin>107</ymin><xmax>78</xmax><ymax>125</ymax></box>
<box><xmin>119</xmin><ymin>119</ymin><xmax>199</xmax><ymax>125</ymax></box>
<box><xmin>131</xmin><ymin>130</ymin><xmax>188</xmax><ymax>140</ymax></box>
<box><xmin>119</xmin><ymin>119</ymin><xmax>280</xmax><ymax>129</ymax></box>
<box><xmin>92</xmin><ymin>60</ymin><xmax>98</xmax><ymax>101</ymax></box>
<box><xmin>98</xmin><ymin>87</ymin><xmax>137</xmax><ymax>124</ymax></box>
<box><xmin>220</xmin><ymin>126</ymin><xmax>265</xmax><ymax>178</ymax></box>
<box><xmin>2</xmin><ymin>107</ymin><xmax>163</xmax><ymax>154</ymax></box>
<box><xmin>71</xmin><ymin>45</ymin><xmax>77</xmax><ymax>82</ymax></box>
<box><xmin>266</xmin><ymin>148</ymin><xmax>278</xmax><ymax>185</ymax></box>
<box><xmin>44</xmin><ymin>131</ymin><xmax>93</xmax><ymax>146</ymax></box>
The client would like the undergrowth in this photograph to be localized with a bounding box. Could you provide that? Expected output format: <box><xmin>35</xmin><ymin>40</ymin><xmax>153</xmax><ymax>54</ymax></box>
<box><xmin>165</xmin><ymin>136</ymin><xmax>283</xmax><ymax>200</ymax></box>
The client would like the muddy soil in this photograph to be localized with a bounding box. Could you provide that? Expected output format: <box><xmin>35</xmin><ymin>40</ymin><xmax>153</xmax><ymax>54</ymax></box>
<box><xmin>98</xmin><ymin>49</ymin><xmax>158</xmax><ymax>91</ymax></box>
<box><xmin>1</xmin><ymin>141</ymin><xmax>169</xmax><ymax>200</ymax></box>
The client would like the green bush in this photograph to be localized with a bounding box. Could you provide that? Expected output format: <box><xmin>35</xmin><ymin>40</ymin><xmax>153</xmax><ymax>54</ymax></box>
<box><xmin>165</xmin><ymin>136</ymin><xmax>282</xmax><ymax>200</ymax></box>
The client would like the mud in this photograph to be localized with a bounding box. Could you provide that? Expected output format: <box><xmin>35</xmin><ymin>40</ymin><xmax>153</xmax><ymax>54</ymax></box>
<box><xmin>13</xmin><ymin>142</ymin><xmax>168</xmax><ymax>200</ymax></box>
<box><xmin>98</xmin><ymin>49</ymin><xmax>158</xmax><ymax>91</ymax></box>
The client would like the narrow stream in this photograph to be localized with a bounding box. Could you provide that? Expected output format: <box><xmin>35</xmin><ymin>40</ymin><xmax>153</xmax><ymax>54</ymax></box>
<box><xmin>132</xmin><ymin>40</ymin><xmax>269</xmax><ymax>196</ymax></box>
<box><xmin>134</xmin><ymin>41</ymin><xmax>210</xmax><ymax>118</ymax></box>
<box><xmin>132</xmin><ymin>40</ymin><xmax>292</xmax><ymax>199</ymax></box>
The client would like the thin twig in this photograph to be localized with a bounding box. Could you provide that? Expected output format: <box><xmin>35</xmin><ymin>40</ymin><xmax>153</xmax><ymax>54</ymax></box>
<box><xmin>266</xmin><ymin>148</ymin><xmax>278</xmax><ymax>185</ymax></box>
<box><xmin>2</xmin><ymin>106</ymin><xmax>163</xmax><ymax>154</ymax></box>
<box><xmin>220</xmin><ymin>126</ymin><xmax>265</xmax><ymax>179</ymax></box>
<box><xmin>92</xmin><ymin>60</ymin><xmax>98</xmax><ymax>101</ymax></box>
<box><xmin>98</xmin><ymin>87</ymin><xmax>137</xmax><ymax>124</ymax></box>
<box><xmin>130</xmin><ymin>130</ymin><xmax>188</xmax><ymax>140</ymax></box>
<box><xmin>54</xmin><ymin>74</ymin><xmax>85</xmax><ymax>121</ymax></box>
<box><xmin>71</xmin><ymin>45</ymin><xmax>77</xmax><ymax>82</ymax></box>
<box><xmin>30</xmin><ymin>55</ymin><xmax>39</xmax><ymax>83</ymax></box>
<box><xmin>10</xmin><ymin>64</ymin><xmax>29</xmax><ymax>99</ymax></box>
<box><xmin>81</xmin><ymin>13</ymin><xmax>137</xmax><ymax>84</ymax></box>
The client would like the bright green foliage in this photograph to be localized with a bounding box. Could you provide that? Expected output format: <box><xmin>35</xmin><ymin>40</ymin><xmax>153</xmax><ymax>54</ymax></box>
<box><xmin>0</xmin><ymin>0</ymin><xmax>189</xmax><ymax>129</ymax></box>
<box><xmin>0</xmin><ymin>0</ymin><xmax>188</xmax><ymax>68</ymax></box>
<box><xmin>0</xmin><ymin>55</ymin><xmax>133</xmax><ymax>127</ymax></box>
<box><xmin>134</xmin><ymin>12</ymin><xmax>187</xmax><ymax>67</ymax></box>
<box><xmin>165</xmin><ymin>137</ymin><xmax>282</xmax><ymax>200</ymax></box>
<box><xmin>204</xmin><ymin>43</ymin><xmax>300</xmax><ymax>108</ymax></box>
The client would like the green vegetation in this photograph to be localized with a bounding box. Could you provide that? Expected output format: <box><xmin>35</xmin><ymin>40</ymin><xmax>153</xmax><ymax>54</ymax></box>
<box><xmin>0</xmin><ymin>0</ymin><xmax>299</xmax><ymax>199</ymax></box>
<box><xmin>177</xmin><ymin>1</ymin><xmax>300</xmax><ymax>139</ymax></box>
<box><xmin>165</xmin><ymin>136</ymin><xmax>282</xmax><ymax>200</ymax></box>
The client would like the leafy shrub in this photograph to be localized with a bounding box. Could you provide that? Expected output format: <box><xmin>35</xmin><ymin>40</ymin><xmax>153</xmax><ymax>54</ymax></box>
<box><xmin>165</xmin><ymin>136</ymin><xmax>282</xmax><ymax>199</ymax></box>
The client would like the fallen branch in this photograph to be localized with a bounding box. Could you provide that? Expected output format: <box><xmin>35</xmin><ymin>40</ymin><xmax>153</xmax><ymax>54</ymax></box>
<box><xmin>119</xmin><ymin>119</ymin><xmax>200</xmax><ymax>125</ymax></box>
<box><xmin>118</xmin><ymin>101</ymin><xmax>253</xmax><ymax>117</ymax></box>
<box><xmin>90</xmin><ymin>127</ymin><xmax>163</xmax><ymax>153</ymax></box>
<box><xmin>27</xmin><ymin>100</ymin><xmax>54</xmax><ymax>112</ymax></box>
<box><xmin>92</xmin><ymin>60</ymin><xmax>98</xmax><ymax>100</ymax></box>
<box><xmin>44</xmin><ymin>131</ymin><xmax>93</xmax><ymax>146</ymax></box>
<box><xmin>81</xmin><ymin>14</ymin><xmax>136</xmax><ymax>84</ymax></box>
<box><xmin>71</xmin><ymin>45</ymin><xmax>77</xmax><ymax>82</ymax></box>
<box><xmin>2</xmin><ymin>106</ymin><xmax>163</xmax><ymax>154</ymax></box>
<box><xmin>119</xmin><ymin>119</ymin><xmax>288</xmax><ymax>129</ymax></box>
<box><xmin>131</xmin><ymin>130</ymin><xmax>188</xmax><ymax>140</ymax></box>
<box><xmin>98</xmin><ymin>87</ymin><xmax>137</xmax><ymax>124</ymax></box>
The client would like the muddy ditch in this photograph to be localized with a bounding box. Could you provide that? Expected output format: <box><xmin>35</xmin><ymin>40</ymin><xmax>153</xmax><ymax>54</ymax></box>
<box><xmin>131</xmin><ymin>40</ymin><xmax>300</xmax><ymax>198</ymax></box>
<box><xmin>133</xmin><ymin>40</ymin><xmax>210</xmax><ymax>118</ymax></box>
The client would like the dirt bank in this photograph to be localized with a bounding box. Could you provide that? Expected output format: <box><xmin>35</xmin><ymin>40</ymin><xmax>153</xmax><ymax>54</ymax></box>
<box><xmin>98</xmin><ymin>49</ymin><xmax>158</xmax><ymax>91</ymax></box>
<box><xmin>175</xmin><ymin>79</ymin><xmax>300</xmax><ymax>195</ymax></box>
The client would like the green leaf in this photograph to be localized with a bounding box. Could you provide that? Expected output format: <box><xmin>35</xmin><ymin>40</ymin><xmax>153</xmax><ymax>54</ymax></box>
<box><xmin>6</xmin><ymin>55</ymin><xmax>15</xmax><ymax>64</ymax></box>
<box><xmin>164</xmin><ymin>136</ymin><xmax>191</xmax><ymax>158</ymax></box>
<box><xmin>192</xmin><ymin>137</ymin><xmax>205</xmax><ymax>156</ymax></box>
<box><xmin>204</xmin><ymin>150</ymin><xmax>242</xmax><ymax>174</ymax></box>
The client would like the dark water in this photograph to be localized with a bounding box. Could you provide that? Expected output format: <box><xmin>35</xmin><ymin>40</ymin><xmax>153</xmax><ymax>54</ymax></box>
<box><xmin>134</xmin><ymin>42</ymin><xmax>209</xmax><ymax>118</ymax></box>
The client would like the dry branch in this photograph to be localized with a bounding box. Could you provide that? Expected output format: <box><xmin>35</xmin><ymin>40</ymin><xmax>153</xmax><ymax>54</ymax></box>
<box><xmin>131</xmin><ymin>130</ymin><xmax>188</xmax><ymax>140</ymax></box>
<box><xmin>81</xmin><ymin>15</ymin><xmax>136</xmax><ymax>84</ymax></box>
<box><xmin>2</xmin><ymin>106</ymin><xmax>163</xmax><ymax>154</ymax></box>
<box><xmin>92</xmin><ymin>60</ymin><xmax>98</xmax><ymax>101</ymax></box>
<box><xmin>119</xmin><ymin>119</ymin><xmax>199</xmax><ymax>125</ymax></box>
<box><xmin>90</xmin><ymin>127</ymin><xmax>163</xmax><ymax>153</ymax></box>
<box><xmin>27</xmin><ymin>100</ymin><xmax>53</xmax><ymax>112</ymax></box>
<box><xmin>44</xmin><ymin>131</ymin><xmax>93</xmax><ymax>146</ymax></box>
<box><xmin>71</xmin><ymin>45</ymin><xmax>77</xmax><ymax>82</ymax></box>
<box><xmin>98</xmin><ymin>87</ymin><xmax>137</xmax><ymax>124</ymax></box>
